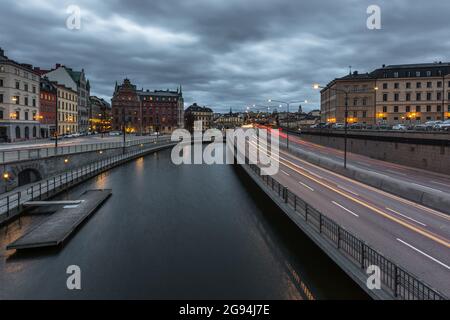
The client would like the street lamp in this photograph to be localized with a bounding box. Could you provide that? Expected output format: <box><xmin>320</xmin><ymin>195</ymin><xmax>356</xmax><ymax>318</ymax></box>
<box><xmin>313</xmin><ymin>83</ymin><xmax>350</xmax><ymax>168</ymax></box>
<box><xmin>267</xmin><ymin>98</ymin><xmax>307</xmax><ymax>150</ymax></box>
<box><xmin>312</xmin><ymin>83</ymin><xmax>377</xmax><ymax>169</ymax></box>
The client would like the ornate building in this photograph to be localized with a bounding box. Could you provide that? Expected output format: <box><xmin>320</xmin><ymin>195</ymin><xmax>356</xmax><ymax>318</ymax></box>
<box><xmin>111</xmin><ymin>79</ymin><xmax>184</xmax><ymax>134</ymax></box>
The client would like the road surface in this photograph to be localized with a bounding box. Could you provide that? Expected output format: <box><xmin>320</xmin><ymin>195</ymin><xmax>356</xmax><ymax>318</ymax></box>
<box><xmin>251</xmin><ymin>138</ymin><xmax>450</xmax><ymax>297</ymax></box>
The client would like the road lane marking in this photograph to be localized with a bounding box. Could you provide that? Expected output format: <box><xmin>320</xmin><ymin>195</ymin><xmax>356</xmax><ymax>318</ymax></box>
<box><xmin>431</xmin><ymin>180</ymin><xmax>450</xmax><ymax>187</ymax></box>
<box><xmin>332</xmin><ymin>201</ymin><xmax>359</xmax><ymax>217</ymax></box>
<box><xmin>337</xmin><ymin>185</ymin><xmax>359</xmax><ymax>196</ymax></box>
<box><xmin>396</xmin><ymin>238</ymin><xmax>450</xmax><ymax>270</ymax></box>
<box><xmin>255</xmin><ymin>143</ymin><xmax>450</xmax><ymax>248</ymax></box>
<box><xmin>281</xmin><ymin>170</ymin><xmax>290</xmax><ymax>176</ymax></box>
<box><xmin>298</xmin><ymin>181</ymin><xmax>314</xmax><ymax>192</ymax></box>
<box><xmin>386</xmin><ymin>208</ymin><xmax>427</xmax><ymax>227</ymax></box>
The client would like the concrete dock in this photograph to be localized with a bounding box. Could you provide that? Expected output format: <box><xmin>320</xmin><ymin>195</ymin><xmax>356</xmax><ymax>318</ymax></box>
<box><xmin>7</xmin><ymin>189</ymin><xmax>112</xmax><ymax>250</ymax></box>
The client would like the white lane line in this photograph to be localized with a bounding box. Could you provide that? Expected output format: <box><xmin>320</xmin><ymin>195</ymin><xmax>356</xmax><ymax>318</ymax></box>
<box><xmin>332</xmin><ymin>201</ymin><xmax>359</xmax><ymax>217</ymax></box>
<box><xmin>338</xmin><ymin>185</ymin><xmax>359</xmax><ymax>196</ymax></box>
<box><xmin>298</xmin><ymin>181</ymin><xmax>314</xmax><ymax>192</ymax></box>
<box><xmin>431</xmin><ymin>180</ymin><xmax>450</xmax><ymax>187</ymax></box>
<box><xmin>410</xmin><ymin>182</ymin><xmax>443</xmax><ymax>193</ymax></box>
<box><xmin>397</xmin><ymin>238</ymin><xmax>450</xmax><ymax>270</ymax></box>
<box><xmin>281</xmin><ymin>170</ymin><xmax>290</xmax><ymax>176</ymax></box>
<box><xmin>386</xmin><ymin>170</ymin><xmax>407</xmax><ymax>176</ymax></box>
<box><xmin>386</xmin><ymin>208</ymin><xmax>427</xmax><ymax>227</ymax></box>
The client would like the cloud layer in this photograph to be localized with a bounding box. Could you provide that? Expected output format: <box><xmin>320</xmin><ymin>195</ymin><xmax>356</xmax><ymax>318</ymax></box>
<box><xmin>1</xmin><ymin>0</ymin><xmax>449</xmax><ymax>112</ymax></box>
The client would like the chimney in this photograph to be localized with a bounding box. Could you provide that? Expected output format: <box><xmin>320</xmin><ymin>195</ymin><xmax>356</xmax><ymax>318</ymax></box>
<box><xmin>382</xmin><ymin>64</ymin><xmax>386</xmax><ymax>68</ymax></box>
<box><xmin>0</xmin><ymin>48</ymin><xmax>4</xmax><ymax>57</ymax></box>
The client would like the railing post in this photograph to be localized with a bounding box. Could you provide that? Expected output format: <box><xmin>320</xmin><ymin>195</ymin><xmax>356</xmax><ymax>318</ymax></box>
<box><xmin>337</xmin><ymin>226</ymin><xmax>341</xmax><ymax>249</ymax></box>
<box><xmin>394</xmin><ymin>266</ymin><xmax>399</xmax><ymax>298</ymax></box>
<box><xmin>319</xmin><ymin>213</ymin><xmax>322</xmax><ymax>233</ymax></box>
<box><xmin>360</xmin><ymin>242</ymin><xmax>365</xmax><ymax>269</ymax></box>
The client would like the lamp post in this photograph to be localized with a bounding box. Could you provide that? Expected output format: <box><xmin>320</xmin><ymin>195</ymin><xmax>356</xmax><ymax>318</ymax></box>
<box><xmin>313</xmin><ymin>83</ymin><xmax>350</xmax><ymax>168</ymax></box>
<box><xmin>267</xmin><ymin>99</ymin><xmax>307</xmax><ymax>150</ymax></box>
<box><xmin>122</xmin><ymin>107</ymin><xmax>126</xmax><ymax>154</ymax></box>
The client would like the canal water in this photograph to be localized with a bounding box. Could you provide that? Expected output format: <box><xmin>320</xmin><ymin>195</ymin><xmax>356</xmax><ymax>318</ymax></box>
<box><xmin>0</xmin><ymin>147</ymin><xmax>367</xmax><ymax>299</ymax></box>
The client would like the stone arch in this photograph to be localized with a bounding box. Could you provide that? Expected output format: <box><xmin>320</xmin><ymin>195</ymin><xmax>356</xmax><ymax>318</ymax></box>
<box><xmin>32</xmin><ymin>126</ymin><xmax>37</xmax><ymax>138</ymax></box>
<box><xmin>15</xmin><ymin>126</ymin><xmax>21</xmax><ymax>139</ymax></box>
<box><xmin>18</xmin><ymin>168</ymin><xmax>42</xmax><ymax>186</ymax></box>
<box><xmin>25</xmin><ymin>126</ymin><xmax>30</xmax><ymax>139</ymax></box>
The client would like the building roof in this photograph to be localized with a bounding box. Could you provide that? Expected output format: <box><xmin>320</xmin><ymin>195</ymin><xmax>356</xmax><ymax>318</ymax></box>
<box><xmin>0</xmin><ymin>47</ymin><xmax>41</xmax><ymax>76</ymax></box>
<box><xmin>185</xmin><ymin>103</ymin><xmax>213</xmax><ymax>113</ymax></box>
<box><xmin>40</xmin><ymin>77</ymin><xmax>57</xmax><ymax>93</ymax></box>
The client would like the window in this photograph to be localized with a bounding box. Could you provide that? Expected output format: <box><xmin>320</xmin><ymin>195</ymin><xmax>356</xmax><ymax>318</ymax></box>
<box><xmin>426</xmin><ymin>71</ymin><xmax>432</xmax><ymax>77</ymax></box>
<box><xmin>383</xmin><ymin>83</ymin><xmax>388</xmax><ymax>89</ymax></box>
<box><xmin>406</xmin><ymin>106</ymin><xmax>411</xmax><ymax>112</ymax></box>
<box><xmin>394</xmin><ymin>72</ymin><xmax>399</xmax><ymax>78</ymax></box>
<box><xmin>427</xmin><ymin>92</ymin><xmax>432</xmax><ymax>100</ymax></box>
<box><xmin>416</xmin><ymin>106</ymin><xmax>421</xmax><ymax>112</ymax></box>
<box><xmin>383</xmin><ymin>94</ymin><xmax>388</xmax><ymax>101</ymax></box>
<box><xmin>426</xmin><ymin>106</ymin><xmax>431</xmax><ymax>112</ymax></box>
<box><xmin>0</xmin><ymin>79</ymin><xmax>3</xmax><ymax>87</ymax></box>
<box><xmin>416</xmin><ymin>93</ymin><xmax>421</xmax><ymax>101</ymax></box>
<box><xmin>24</xmin><ymin>83</ymin><xmax>28</xmax><ymax>91</ymax></box>
<box><xmin>382</xmin><ymin>106</ymin><xmax>387</xmax><ymax>112</ymax></box>
<box><xmin>416</xmin><ymin>71</ymin><xmax>421</xmax><ymax>77</ymax></box>
<box><xmin>406</xmin><ymin>93</ymin><xmax>411</xmax><ymax>101</ymax></box>
<box><xmin>16</xmin><ymin>111</ymin><xmax>20</xmax><ymax>120</ymax></box>
<box><xmin>394</xmin><ymin>106</ymin><xmax>399</xmax><ymax>112</ymax></box>
<box><xmin>362</xmin><ymin>98</ymin><xmax>367</xmax><ymax>106</ymax></box>
<box><xmin>0</xmin><ymin>110</ymin><xmax>3</xmax><ymax>119</ymax></box>
<box><xmin>14</xmin><ymin>96</ymin><xmax>19</xmax><ymax>104</ymax></box>
<box><xmin>416</xmin><ymin>82</ymin><xmax>421</xmax><ymax>88</ymax></box>
<box><xmin>427</xmin><ymin>82</ymin><xmax>432</xmax><ymax>88</ymax></box>
<box><xmin>406</xmin><ymin>82</ymin><xmax>411</xmax><ymax>89</ymax></box>
<box><xmin>32</xmin><ymin>98</ymin><xmax>36</xmax><ymax>107</ymax></box>
<box><xmin>394</xmin><ymin>83</ymin><xmax>399</xmax><ymax>89</ymax></box>
<box><xmin>24</xmin><ymin>97</ymin><xmax>29</xmax><ymax>106</ymax></box>
<box><xmin>437</xmin><ymin>105</ymin><xmax>442</xmax><ymax>112</ymax></box>
<box><xmin>363</xmin><ymin>111</ymin><xmax>367</xmax><ymax>118</ymax></box>
<box><xmin>15</xmin><ymin>81</ymin><xmax>20</xmax><ymax>89</ymax></box>
<box><xmin>438</xmin><ymin>81</ymin><xmax>442</xmax><ymax>88</ymax></box>
<box><xmin>0</xmin><ymin>94</ymin><xmax>3</xmax><ymax>103</ymax></box>
<box><xmin>32</xmin><ymin>86</ymin><xmax>36</xmax><ymax>93</ymax></box>
<box><xmin>437</xmin><ymin>92</ymin><xmax>442</xmax><ymax>100</ymax></box>
<box><xmin>25</xmin><ymin>111</ymin><xmax>29</xmax><ymax>120</ymax></box>
<box><xmin>394</xmin><ymin>93</ymin><xmax>399</xmax><ymax>101</ymax></box>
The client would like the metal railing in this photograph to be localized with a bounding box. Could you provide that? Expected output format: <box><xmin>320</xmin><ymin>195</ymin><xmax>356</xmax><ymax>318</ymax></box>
<box><xmin>0</xmin><ymin>136</ymin><xmax>168</xmax><ymax>164</ymax></box>
<box><xmin>246</xmin><ymin>163</ymin><xmax>447</xmax><ymax>300</ymax></box>
<box><xmin>0</xmin><ymin>137</ymin><xmax>173</xmax><ymax>222</ymax></box>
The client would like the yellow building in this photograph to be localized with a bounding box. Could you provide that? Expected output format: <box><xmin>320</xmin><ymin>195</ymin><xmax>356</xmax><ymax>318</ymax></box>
<box><xmin>56</xmin><ymin>84</ymin><xmax>78</xmax><ymax>135</ymax></box>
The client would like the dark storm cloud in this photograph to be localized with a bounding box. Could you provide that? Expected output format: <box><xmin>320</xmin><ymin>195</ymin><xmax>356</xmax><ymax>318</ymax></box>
<box><xmin>1</xmin><ymin>0</ymin><xmax>449</xmax><ymax>112</ymax></box>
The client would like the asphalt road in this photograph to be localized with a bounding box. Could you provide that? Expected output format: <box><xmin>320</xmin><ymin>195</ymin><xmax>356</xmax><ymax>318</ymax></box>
<box><xmin>283</xmin><ymin>132</ymin><xmax>450</xmax><ymax>193</ymax></box>
<box><xmin>250</xmin><ymin>138</ymin><xmax>450</xmax><ymax>297</ymax></box>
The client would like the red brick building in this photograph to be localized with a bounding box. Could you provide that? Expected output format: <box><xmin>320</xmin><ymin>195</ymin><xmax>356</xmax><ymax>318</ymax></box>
<box><xmin>39</xmin><ymin>77</ymin><xmax>57</xmax><ymax>137</ymax></box>
<box><xmin>111</xmin><ymin>79</ymin><xmax>184</xmax><ymax>134</ymax></box>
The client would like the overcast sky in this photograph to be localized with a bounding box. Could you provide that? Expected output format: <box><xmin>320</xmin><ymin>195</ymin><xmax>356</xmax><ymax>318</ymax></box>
<box><xmin>1</xmin><ymin>0</ymin><xmax>449</xmax><ymax>112</ymax></box>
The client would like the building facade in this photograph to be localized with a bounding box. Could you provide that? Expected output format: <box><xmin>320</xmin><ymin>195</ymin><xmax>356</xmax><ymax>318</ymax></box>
<box><xmin>213</xmin><ymin>109</ymin><xmax>244</xmax><ymax>129</ymax></box>
<box><xmin>57</xmin><ymin>84</ymin><xmax>78</xmax><ymax>135</ymax></box>
<box><xmin>44</xmin><ymin>64</ymin><xmax>90</xmax><ymax>133</ymax></box>
<box><xmin>321</xmin><ymin>63</ymin><xmax>450</xmax><ymax>125</ymax></box>
<box><xmin>39</xmin><ymin>77</ymin><xmax>57</xmax><ymax>138</ymax></box>
<box><xmin>184</xmin><ymin>103</ymin><xmax>214</xmax><ymax>131</ymax></box>
<box><xmin>111</xmin><ymin>79</ymin><xmax>184</xmax><ymax>134</ymax></box>
<box><xmin>0</xmin><ymin>48</ymin><xmax>41</xmax><ymax>142</ymax></box>
<box><xmin>89</xmin><ymin>95</ymin><xmax>112</xmax><ymax>133</ymax></box>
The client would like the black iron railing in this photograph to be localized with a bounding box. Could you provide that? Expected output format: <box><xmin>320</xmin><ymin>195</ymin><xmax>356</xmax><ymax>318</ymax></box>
<box><xmin>247</xmin><ymin>163</ymin><xmax>447</xmax><ymax>300</ymax></box>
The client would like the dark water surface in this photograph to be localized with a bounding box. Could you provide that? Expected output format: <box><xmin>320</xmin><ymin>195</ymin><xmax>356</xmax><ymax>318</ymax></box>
<box><xmin>0</xmin><ymin>148</ymin><xmax>367</xmax><ymax>299</ymax></box>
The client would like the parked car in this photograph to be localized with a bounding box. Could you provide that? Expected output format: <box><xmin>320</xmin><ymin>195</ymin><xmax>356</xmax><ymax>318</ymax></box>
<box><xmin>392</xmin><ymin>124</ymin><xmax>407</xmax><ymax>131</ymax></box>
<box><xmin>435</xmin><ymin>120</ymin><xmax>450</xmax><ymax>131</ymax></box>
<box><xmin>332</xmin><ymin>123</ymin><xmax>345</xmax><ymax>129</ymax></box>
<box><xmin>349</xmin><ymin>123</ymin><xmax>364</xmax><ymax>130</ymax></box>
<box><xmin>413</xmin><ymin>124</ymin><xmax>428</xmax><ymax>131</ymax></box>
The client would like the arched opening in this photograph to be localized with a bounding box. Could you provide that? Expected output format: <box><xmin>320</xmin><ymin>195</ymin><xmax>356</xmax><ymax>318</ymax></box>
<box><xmin>25</xmin><ymin>127</ymin><xmax>30</xmax><ymax>139</ymax></box>
<box><xmin>15</xmin><ymin>126</ymin><xmax>21</xmax><ymax>139</ymax></box>
<box><xmin>33</xmin><ymin>126</ymin><xmax>37</xmax><ymax>138</ymax></box>
<box><xmin>18</xmin><ymin>168</ymin><xmax>42</xmax><ymax>186</ymax></box>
